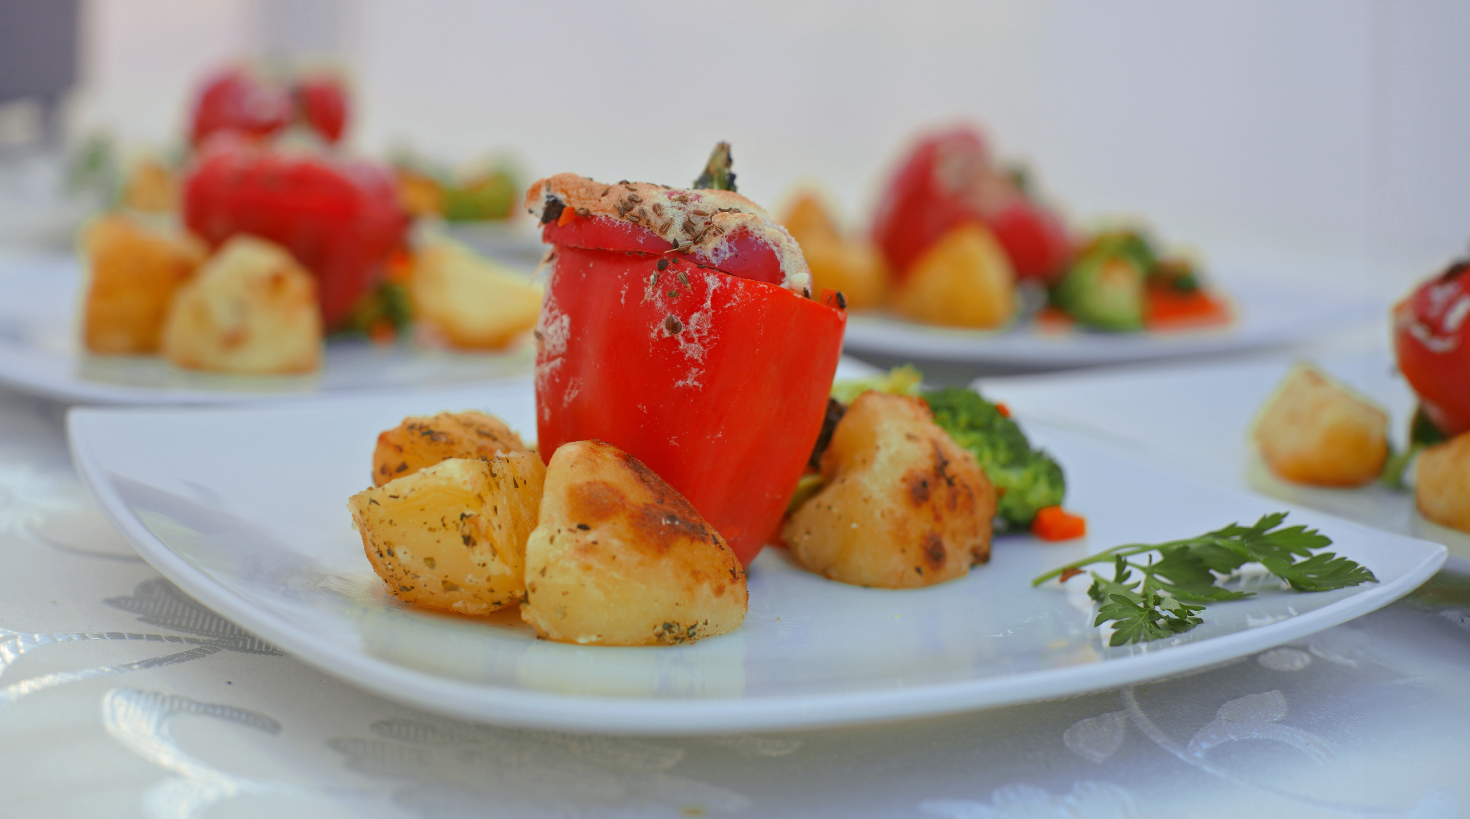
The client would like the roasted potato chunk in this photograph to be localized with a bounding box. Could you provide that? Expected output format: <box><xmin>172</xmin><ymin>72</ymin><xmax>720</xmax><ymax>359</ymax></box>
<box><xmin>779</xmin><ymin>192</ymin><xmax>887</xmax><ymax>310</ymax></box>
<box><xmin>783</xmin><ymin>391</ymin><xmax>996</xmax><ymax>588</ymax></box>
<box><xmin>1252</xmin><ymin>363</ymin><xmax>1388</xmax><ymax>487</ymax></box>
<box><xmin>160</xmin><ymin>235</ymin><xmax>322</xmax><ymax>374</ymax></box>
<box><xmin>410</xmin><ymin>239</ymin><xmax>542</xmax><ymax>349</ymax></box>
<box><xmin>893</xmin><ymin>222</ymin><xmax>1016</xmax><ymax>328</ymax></box>
<box><xmin>1416</xmin><ymin>431</ymin><xmax>1470</xmax><ymax>534</ymax></box>
<box><xmin>373</xmin><ymin>410</ymin><xmax>532</xmax><ymax>486</ymax></box>
<box><xmin>521</xmin><ymin>440</ymin><xmax>747</xmax><ymax>646</ymax></box>
<box><xmin>120</xmin><ymin>156</ymin><xmax>178</xmax><ymax>214</ymax></box>
<box><xmin>81</xmin><ymin>213</ymin><xmax>206</xmax><ymax>354</ymax></box>
<box><xmin>349</xmin><ymin>454</ymin><xmax>545</xmax><ymax>615</ymax></box>
<box><xmin>396</xmin><ymin>166</ymin><xmax>444</xmax><ymax>218</ymax></box>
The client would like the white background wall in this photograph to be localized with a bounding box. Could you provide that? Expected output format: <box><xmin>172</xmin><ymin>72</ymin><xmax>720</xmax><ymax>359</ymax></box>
<box><xmin>73</xmin><ymin>0</ymin><xmax>1470</xmax><ymax>301</ymax></box>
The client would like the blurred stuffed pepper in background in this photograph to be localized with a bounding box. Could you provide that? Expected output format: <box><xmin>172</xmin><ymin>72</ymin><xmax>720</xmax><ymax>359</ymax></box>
<box><xmin>189</xmin><ymin>65</ymin><xmax>351</xmax><ymax>148</ymax></box>
<box><xmin>870</xmin><ymin>125</ymin><xmax>1072</xmax><ymax>329</ymax></box>
<box><xmin>181</xmin><ymin>133</ymin><xmax>409</xmax><ymax>331</ymax></box>
<box><xmin>1394</xmin><ymin>259</ymin><xmax>1470</xmax><ymax>438</ymax></box>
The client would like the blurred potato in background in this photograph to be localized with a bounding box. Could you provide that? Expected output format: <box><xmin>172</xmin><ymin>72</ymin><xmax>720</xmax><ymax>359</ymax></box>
<box><xmin>160</xmin><ymin>235</ymin><xmax>321</xmax><ymax>374</ymax></box>
<box><xmin>82</xmin><ymin>212</ymin><xmax>205</xmax><ymax>354</ymax></box>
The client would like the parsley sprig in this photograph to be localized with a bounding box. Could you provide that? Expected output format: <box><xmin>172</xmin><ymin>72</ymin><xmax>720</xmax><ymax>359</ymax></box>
<box><xmin>1031</xmin><ymin>513</ymin><xmax>1377</xmax><ymax>646</ymax></box>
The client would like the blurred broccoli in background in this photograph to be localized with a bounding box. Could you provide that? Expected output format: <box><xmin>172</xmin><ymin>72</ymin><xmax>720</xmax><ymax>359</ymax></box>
<box><xmin>921</xmin><ymin>386</ymin><xmax>1066</xmax><ymax>530</ymax></box>
<box><xmin>441</xmin><ymin>164</ymin><xmax>519</xmax><ymax>222</ymax></box>
<box><xmin>1049</xmin><ymin>229</ymin><xmax>1205</xmax><ymax>331</ymax></box>
<box><xmin>1049</xmin><ymin>246</ymin><xmax>1147</xmax><ymax>331</ymax></box>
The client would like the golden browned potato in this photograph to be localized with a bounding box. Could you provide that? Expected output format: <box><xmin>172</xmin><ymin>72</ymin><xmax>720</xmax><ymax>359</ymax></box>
<box><xmin>779</xmin><ymin>191</ymin><xmax>887</xmax><ymax>310</ymax></box>
<box><xmin>81</xmin><ymin>213</ymin><xmax>207</xmax><ymax>354</ymax></box>
<box><xmin>160</xmin><ymin>236</ymin><xmax>322</xmax><ymax>374</ymax></box>
<box><xmin>373</xmin><ymin>410</ymin><xmax>532</xmax><ymax>486</ymax></box>
<box><xmin>120</xmin><ymin>157</ymin><xmax>178</xmax><ymax>214</ymax></box>
<box><xmin>1416</xmin><ymin>431</ymin><xmax>1470</xmax><ymax>534</ymax></box>
<box><xmin>410</xmin><ymin>239</ymin><xmax>542</xmax><ymax>349</ymax></box>
<box><xmin>780</xmin><ymin>190</ymin><xmax>843</xmax><ymax>244</ymax></box>
<box><xmin>521</xmin><ymin>439</ymin><xmax>747</xmax><ymax>646</ymax></box>
<box><xmin>783</xmin><ymin>391</ymin><xmax>996</xmax><ymax>588</ymax></box>
<box><xmin>892</xmin><ymin>222</ymin><xmax>1016</xmax><ymax>328</ymax></box>
<box><xmin>396</xmin><ymin>166</ymin><xmax>444</xmax><ymax>218</ymax></box>
<box><xmin>349</xmin><ymin>453</ymin><xmax>546</xmax><ymax>615</ymax></box>
<box><xmin>1251</xmin><ymin>363</ymin><xmax>1388</xmax><ymax>487</ymax></box>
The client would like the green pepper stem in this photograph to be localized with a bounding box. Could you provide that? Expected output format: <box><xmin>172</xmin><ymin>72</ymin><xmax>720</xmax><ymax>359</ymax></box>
<box><xmin>693</xmin><ymin>142</ymin><xmax>737</xmax><ymax>192</ymax></box>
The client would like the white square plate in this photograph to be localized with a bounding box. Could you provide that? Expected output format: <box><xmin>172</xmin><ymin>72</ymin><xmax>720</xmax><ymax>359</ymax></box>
<box><xmin>0</xmin><ymin>250</ymin><xmax>533</xmax><ymax>404</ymax></box>
<box><xmin>67</xmin><ymin>379</ymin><xmax>1445</xmax><ymax>734</ymax></box>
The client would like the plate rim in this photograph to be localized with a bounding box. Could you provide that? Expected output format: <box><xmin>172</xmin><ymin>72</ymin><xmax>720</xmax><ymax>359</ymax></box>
<box><xmin>66</xmin><ymin>403</ymin><xmax>1448</xmax><ymax>736</ymax></box>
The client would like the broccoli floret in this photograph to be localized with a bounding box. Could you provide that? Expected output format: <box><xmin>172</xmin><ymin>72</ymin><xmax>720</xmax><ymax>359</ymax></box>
<box><xmin>1083</xmin><ymin>229</ymin><xmax>1157</xmax><ymax>272</ymax></box>
<box><xmin>442</xmin><ymin>166</ymin><xmax>520</xmax><ymax>222</ymax></box>
<box><xmin>1049</xmin><ymin>251</ymin><xmax>1146</xmax><ymax>331</ymax></box>
<box><xmin>922</xmin><ymin>386</ymin><xmax>1066</xmax><ymax>529</ymax></box>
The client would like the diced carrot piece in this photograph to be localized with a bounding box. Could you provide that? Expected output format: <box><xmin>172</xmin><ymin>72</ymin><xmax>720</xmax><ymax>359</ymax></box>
<box><xmin>1034</xmin><ymin>305</ymin><xmax>1074</xmax><ymax>332</ymax></box>
<box><xmin>995</xmin><ymin>402</ymin><xmax>1011</xmax><ymax>418</ymax></box>
<box><xmin>1144</xmin><ymin>287</ymin><xmax>1232</xmax><ymax>329</ymax></box>
<box><xmin>385</xmin><ymin>246</ymin><xmax>415</xmax><ymax>284</ymax></box>
<box><xmin>1031</xmin><ymin>505</ymin><xmax>1086</xmax><ymax>541</ymax></box>
<box><xmin>557</xmin><ymin>205</ymin><xmax>578</xmax><ymax>227</ymax></box>
<box><xmin>368</xmin><ymin>318</ymin><xmax>398</xmax><ymax>345</ymax></box>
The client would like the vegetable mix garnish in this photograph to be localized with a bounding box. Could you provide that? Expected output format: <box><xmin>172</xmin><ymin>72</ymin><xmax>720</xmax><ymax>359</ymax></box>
<box><xmin>1032</xmin><ymin>512</ymin><xmax>1376</xmax><ymax>646</ymax></box>
<box><xmin>824</xmin><ymin>365</ymin><xmax>1068</xmax><ymax>532</ymax></box>
<box><xmin>923</xmin><ymin>386</ymin><xmax>1065</xmax><ymax>530</ymax></box>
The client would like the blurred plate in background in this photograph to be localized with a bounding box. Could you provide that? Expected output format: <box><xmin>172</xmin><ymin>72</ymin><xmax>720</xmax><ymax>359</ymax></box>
<box><xmin>977</xmin><ymin>345</ymin><xmax>1470</xmax><ymax>557</ymax></box>
<box><xmin>0</xmin><ymin>249</ymin><xmax>533</xmax><ymax>404</ymax></box>
<box><xmin>843</xmin><ymin>278</ymin><xmax>1380</xmax><ymax>369</ymax></box>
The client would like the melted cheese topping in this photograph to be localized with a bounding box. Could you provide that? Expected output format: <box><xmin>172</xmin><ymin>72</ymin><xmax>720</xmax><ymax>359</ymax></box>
<box><xmin>524</xmin><ymin>173</ymin><xmax>812</xmax><ymax>294</ymax></box>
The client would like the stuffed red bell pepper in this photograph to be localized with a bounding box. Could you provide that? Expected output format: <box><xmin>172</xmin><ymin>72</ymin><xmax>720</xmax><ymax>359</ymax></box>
<box><xmin>1394</xmin><ymin>259</ymin><xmax>1470</xmax><ymax>437</ymax></box>
<box><xmin>527</xmin><ymin>157</ymin><xmax>846</xmax><ymax>566</ymax></box>
<box><xmin>871</xmin><ymin>124</ymin><xmax>1072</xmax><ymax>285</ymax></box>
<box><xmin>182</xmin><ymin>134</ymin><xmax>408</xmax><ymax>331</ymax></box>
<box><xmin>189</xmin><ymin>66</ymin><xmax>351</xmax><ymax>147</ymax></box>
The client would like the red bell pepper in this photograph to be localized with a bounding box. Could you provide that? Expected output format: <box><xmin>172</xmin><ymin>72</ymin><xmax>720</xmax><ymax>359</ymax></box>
<box><xmin>181</xmin><ymin>135</ymin><xmax>408</xmax><ymax>330</ymax></box>
<box><xmin>1393</xmin><ymin>260</ymin><xmax>1470</xmax><ymax>436</ymax></box>
<box><xmin>531</xmin><ymin>181</ymin><xmax>846</xmax><ymax>566</ymax></box>
<box><xmin>188</xmin><ymin>67</ymin><xmax>292</xmax><ymax>147</ymax></box>
<box><xmin>294</xmin><ymin>73</ymin><xmax>350</xmax><ymax>144</ymax></box>
<box><xmin>189</xmin><ymin>66</ymin><xmax>351</xmax><ymax>147</ymax></box>
<box><xmin>871</xmin><ymin>125</ymin><xmax>1071</xmax><ymax>284</ymax></box>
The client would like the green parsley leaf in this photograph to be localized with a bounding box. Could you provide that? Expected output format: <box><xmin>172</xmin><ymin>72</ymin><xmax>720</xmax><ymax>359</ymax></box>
<box><xmin>1259</xmin><ymin>552</ymin><xmax>1378</xmax><ymax>592</ymax></box>
<box><xmin>1096</xmin><ymin>591</ymin><xmax>1204</xmax><ymax>646</ymax></box>
<box><xmin>1032</xmin><ymin>512</ymin><xmax>1376</xmax><ymax>645</ymax></box>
